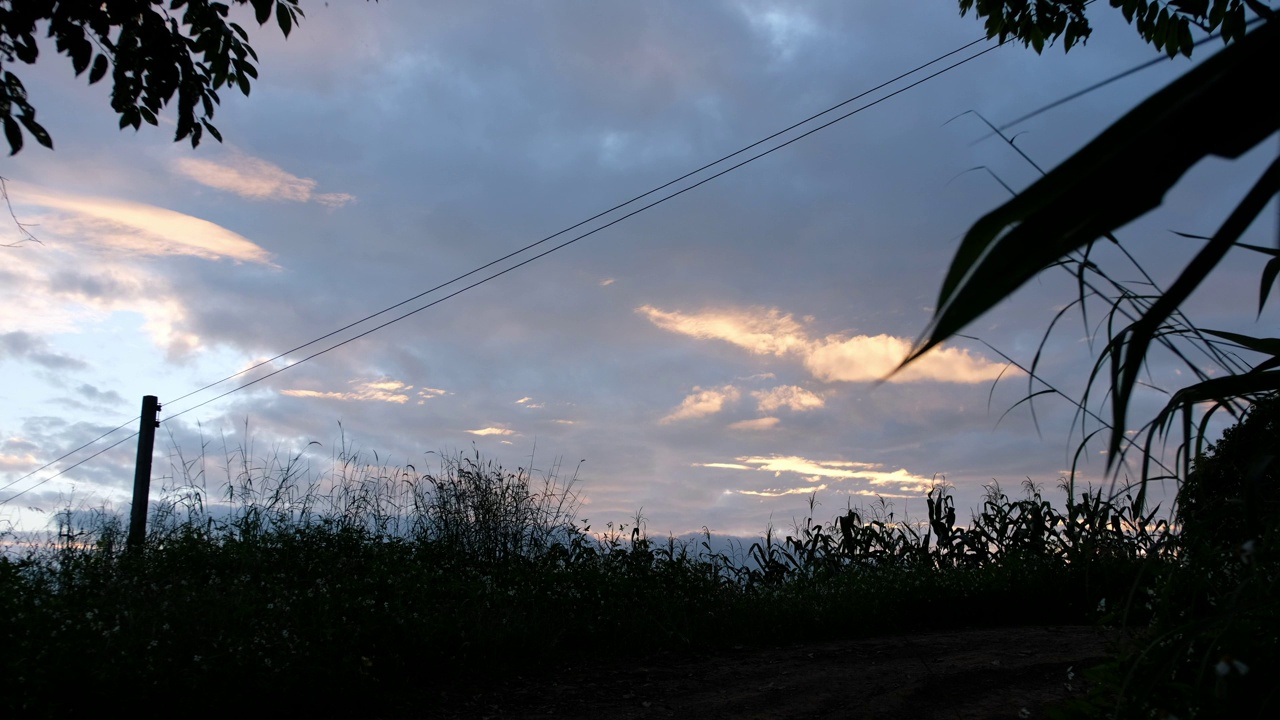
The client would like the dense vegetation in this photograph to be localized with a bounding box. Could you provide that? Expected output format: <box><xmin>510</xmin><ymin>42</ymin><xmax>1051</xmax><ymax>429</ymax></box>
<box><xmin>0</xmin><ymin>432</ymin><xmax>1231</xmax><ymax>718</ymax></box>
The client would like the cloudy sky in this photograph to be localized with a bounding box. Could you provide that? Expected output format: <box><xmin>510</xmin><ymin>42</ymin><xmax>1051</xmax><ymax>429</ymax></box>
<box><xmin>1</xmin><ymin>1</ymin><xmax>1275</xmax><ymax>539</ymax></box>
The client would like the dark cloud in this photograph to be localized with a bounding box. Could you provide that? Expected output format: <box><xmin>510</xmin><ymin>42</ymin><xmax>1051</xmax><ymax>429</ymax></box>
<box><xmin>75</xmin><ymin>384</ymin><xmax>126</xmax><ymax>408</ymax></box>
<box><xmin>0</xmin><ymin>331</ymin><xmax>88</xmax><ymax>371</ymax></box>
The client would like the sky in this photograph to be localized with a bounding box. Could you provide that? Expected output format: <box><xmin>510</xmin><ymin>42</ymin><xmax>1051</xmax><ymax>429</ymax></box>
<box><xmin>1</xmin><ymin>1</ymin><xmax>1276</xmax><ymax>541</ymax></box>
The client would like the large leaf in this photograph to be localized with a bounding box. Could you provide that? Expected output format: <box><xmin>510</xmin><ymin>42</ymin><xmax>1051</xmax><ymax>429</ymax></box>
<box><xmin>901</xmin><ymin>19</ymin><xmax>1280</xmax><ymax>461</ymax></box>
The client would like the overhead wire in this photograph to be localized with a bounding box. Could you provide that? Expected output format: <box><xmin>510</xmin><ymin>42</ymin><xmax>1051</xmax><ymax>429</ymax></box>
<box><xmin>4</xmin><ymin>33</ymin><xmax>1006</xmax><ymax>504</ymax></box>
<box><xmin>164</xmin><ymin>41</ymin><xmax>1006</xmax><ymax>423</ymax></box>
<box><xmin>0</xmin><ymin>417</ymin><xmax>139</xmax><ymax>497</ymax></box>
<box><xmin>0</xmin><ymin>431</ymin><xmax>139</xmax><ymax>506</ymax></box>
<box><xmin>162</xmin><ymin>35</ymin><xmax>991</xmax><ymax>412</ymax></box>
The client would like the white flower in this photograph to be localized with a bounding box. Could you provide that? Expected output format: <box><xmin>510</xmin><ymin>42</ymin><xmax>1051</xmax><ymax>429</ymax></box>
<box><xmin>1240</xmin><ymin>539</ymin><xmax>1257</xmax><ymax>563</ymax></box>
<box><xmin>1215</xmin><ymin>656</ymin><xmax>1249</xmax><ymax>676</ymax></box>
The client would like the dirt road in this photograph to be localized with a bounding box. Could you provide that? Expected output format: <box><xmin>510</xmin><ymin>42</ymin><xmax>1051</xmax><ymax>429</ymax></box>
<box><xmin>428</xmin><ymin>625</ymin><xmax>1116</xmax><ymax>719</ymax></box>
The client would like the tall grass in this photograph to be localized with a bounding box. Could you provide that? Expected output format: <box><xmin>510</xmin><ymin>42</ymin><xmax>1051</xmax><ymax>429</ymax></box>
<box><xmin>0</xmin><ymin>435</ymin><xmax>1198</xmax><ymax>717</ymax></box>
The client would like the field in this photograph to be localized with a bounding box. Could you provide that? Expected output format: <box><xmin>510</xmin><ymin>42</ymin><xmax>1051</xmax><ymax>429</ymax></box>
<box><xmin>1</xmin><ymin>436</ymin><xmax>1274</xmax><ymax>718</ymax></box>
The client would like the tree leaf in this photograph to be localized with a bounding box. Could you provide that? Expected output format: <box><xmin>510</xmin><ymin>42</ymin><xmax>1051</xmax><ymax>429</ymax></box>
<box><xmin>251</xmin><ymin>0</ymin><xmax>273</xmax><ymax>25</ymax></box>
<box><xmin>201</xmin><ymin>119</ymin><xmax>223</xmax><ymax>143</ymax></box>
<box><xmin>89</xmin><ymin>55</ymin><xmax>109</xmax><ymax>85</ymax></box>
<box><xmin>16</xmin><ymin>113</ymin><xmax>53</xmax><ymax>149</ymax></box>
<box><xmin>3</xmin><ymin>116</ymin><xmax>24</xmax><ymax>155</ymax></box>
<box><xmin>277</xmin><ymin>3</ymin><xmax>293</xmax><ymax>37</ymax></box>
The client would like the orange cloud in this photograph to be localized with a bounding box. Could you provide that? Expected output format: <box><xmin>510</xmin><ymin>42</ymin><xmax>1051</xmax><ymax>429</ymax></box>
<box><xmin>638</xmin><ymin>305</ymin><xmax>1011</xmax><ymax>384</ymax></box>
<box><xmin>660</xmin><ymin>385</ymin><xmax>741</xmax><ymax>423</ymax></box>
<box><xmin>697</xmin><ymin>454</ymin><xmax>935</xmax><ymax>493</ymax></box>
<box><xmin>739</xmin><ymin>484</ymin><xmax>829</xmax><ymax>497</ymax></box>
<box><xmin>752</xmin><ymin>385</ymin><xmax>824</xmax><ymax>412</ymax></box>
<box><xmin>638</xmin><ymin>305</ymin><xmax>809</xmax><ymax>356</ymax></box>
<box><xmin>467</xmin><ymin>427</ymin><xmax>516</xmax><ymax>436</ymax></box>
<box><xmin>281</xmin><ymin>379</ymin><xmax>413</xmax><ymax>404</ymax></box>
<box><xmin>728</xmin><ymin>417</ymin><xmax>780</xmax><ymax>431</ymax></box>
<box><xmin>173</xmin><ymin>152</ymin><xmax>355</xmax><ymax>207</ymax></box>
<box><xmin>13</xmin><ymin>185</ymin><xmax>274</xmax><ymax>264</ymax></box>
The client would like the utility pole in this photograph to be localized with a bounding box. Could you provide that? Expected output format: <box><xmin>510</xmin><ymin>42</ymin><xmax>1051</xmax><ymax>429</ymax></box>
<box><xmin>127</xmin><ymin>395</ymin><xmax>160</xmax><ymax>550</ymax></box>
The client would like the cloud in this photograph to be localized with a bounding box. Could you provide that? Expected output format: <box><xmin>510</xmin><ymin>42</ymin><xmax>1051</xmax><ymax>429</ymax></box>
<box><xmin>639</xmin><ymin>305</ymin><xmax>1010</xmax><ymax>384</ymax></box>
<box><xmin>75</xmin><ymin>384</ymin><xmax>125</xmax><ymax>407</ymax></box>
<box><xmin>752</xmin><ymin>385</ymin><xmax>824</xmax><ymax>413</ymax></box>
<box><xmin>172</xmin><ymin>152</ymin><xmax>356</xmax><ymax>207</ymax></box>
<box><xmin>515</xmin><ymin>396</ymin><xmax>545</xmax><ymax>408</ymax></box>
<box><xmin>0</xmin><ymin>331</ymin><xmax>87</xmax><ymax>370</ymax></box>
<box><xmin>660</xmin><ymin>385</ymin><xmax>740</xmax><ymax>423</ymax></box>
<box><xmin>599</xmin><ymin>278</ymin><xmax>616</xmax><ymax>287</ymax></box>
<box><xmin>280</xmin><ymin>378</ymin><xmax>414</xmax><ymax>404</ymax></box>
<box><xmin>639</xmin><ymin>305</ymin><xmax>809</xmax><ymax>356</ymax></box>
<box><xmin>0</xmin><ymin>451</ymin><xmax>39</xmax><ymax>472</ymax></box>
<box><xmin>11</xmin><ymin>185</ymin><xmax>275</xmax><ymax>264</ymax></box>
<box><xmin>738</xmin><ymin>3</ymin><xmax>819</xmax><ymax>62</ymax></box>
<box><xmin>696</xmin><ymin>454</ymin><xmax>936</xmax><ymax>493</ymax></box>
<box><xmin>805</xmin><ymin>334</ymin><xmax>1009</xmax><ymax>383</ymax></box>
<box><xmin>739</xmin><ymin>484</ymin><xmax>829</xmax><ymax>497</ymax></box>
<box><xmin>416</xmin><ymin>388</ymin><xmax>448</xmax><ymax>405</ymax></box>
<box><xmin>0</xmin><ymin>247</ymin><xmax>204</xmax><ymax>357</ymax></box>
<box><xmin>728</xmin><ymin>417</ymin><xmax>780</xmax><ymax>431</ymax></box>
<box><xmin>467</xmin><ymin>426</ymin><xmax>516</xmax><ymax>436</ymax></box>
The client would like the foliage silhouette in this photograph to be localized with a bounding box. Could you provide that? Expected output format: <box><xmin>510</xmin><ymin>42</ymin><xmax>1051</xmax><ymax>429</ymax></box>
<box><xmin>909</xmin><ymin>5</ymin><xmax>1279</xmax><ymax>476</ymax></box>
<box><xmin>0</xmin><ymin>0</ymin><xmax>375</xmax><ymax>154</ymax></box>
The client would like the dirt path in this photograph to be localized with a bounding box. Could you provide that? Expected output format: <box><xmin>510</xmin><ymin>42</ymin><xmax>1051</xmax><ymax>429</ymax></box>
<box><xmin>428</xmin><ymin>625</ymin><xmax>1116</xmax><ymax>719</ymax></box>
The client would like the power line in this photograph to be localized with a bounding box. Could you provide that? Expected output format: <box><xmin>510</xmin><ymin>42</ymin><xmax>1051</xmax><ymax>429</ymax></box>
<box><xmin>4</xmin><ymin>33</ymin><xmax>1004</xmax><ymax>502</ymax></box>
<box><xmin>0</xmin><ymin>417</ymin><xmax>138</xmax><ymax>497</ymax></box>
<box><xmin>164</xmin><ymin>36</ymin><xmax>991</xmax><ymax>413</ymax></box>
<box><xmin>166</xmin><ymin>41</ymin><xmax>1005</xmax><ymax>423</ymax></box>
<box><xmin>0</xmin><ymin>431</ymin><xmax>138</xmax><ymax>506</ymax></box>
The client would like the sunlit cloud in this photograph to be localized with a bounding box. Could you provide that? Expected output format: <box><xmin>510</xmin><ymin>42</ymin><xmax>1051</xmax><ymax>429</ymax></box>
<box><xmin>467</xmin><ymin>427</ymin><xmax>516</xmax><ymax>436</ymax></box>
<box><xmin>0</xmin><ymin>249</ymin><xmax>204</xmax><ymax>356</ymax></box>
<box><xmin>849</xmin><ymin>489</ymin><xmax>918</xmax><ymax>500</ymax></box>
<box><xmin>416</xmin><ymin>387</ymin><xmax>448</xmax><ymax>405</ymax></box>
<box><xmin>660</xmin><ymin>385</ymin><xmax>741</xmax><ymax>423</ymax></box>
<box><xmin>515</xmin><ymin>396</ymin><xmax>545</xmax><ymax>408</ymax></box>
<box><xmin>739</xmin><ymin>484</ymin><xmax>829</xmax><ymax>497</ymax></box>
<box><xmin>805</xmin><ymin>334</ymin><xmax>1009</xmax><ymax>383</ymax></box>
<box><xmin>599</xmin><ymin>278</ymin><xmax>616</xmax><ymax>287</ymax></box>
<box><xmin>728</xmin><ymin>417</ymin><xmax>780</xmax><ymax>431</ymax></box>
<box><xmin>752</xmin><ymin>385</ymin><xmax>823</xmax><ymax>413</ymax></box>
<box><xmin>172</xmin><ymin>152</ymin><xmax>356</xmax><ymax>207</ymax></box>
<box><xmin>0</xmin><ymin>452</ymin><xmax>38</xmax><ymax>471</ymax></box>
<box><xmin>12</xmin><ymin>184</ymin><xmax>275</xmax><ymax>264</ymax></box>
<box><xmin>696</xmin><ymin>454</ymin><xmax>936</xmax><ymax>493</ymax></box>
<box><xmin>638</xmin><ymin>305</ymin><xmax>808</xmax><ymax>356</ymax></box>
<box><xmin>697</xmin><ymin>462</ymin><xmax>753</xmax><ymax>470</ymax></box>
<box><xmin>639</xmin><ymin>305</ymin><xmax>1010</xmax><ymax>384</ymax></box>
<box><xmin>280</xmin><ymin>378</ymin><xmax>413</xmax><ymax>404</ymax></box>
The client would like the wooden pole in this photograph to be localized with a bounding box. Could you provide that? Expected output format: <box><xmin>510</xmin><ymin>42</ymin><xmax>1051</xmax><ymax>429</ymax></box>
<box><xmin>127</xmin><ymin>395</ymin><xmax>160</xmax><ymax>550</ymax></box>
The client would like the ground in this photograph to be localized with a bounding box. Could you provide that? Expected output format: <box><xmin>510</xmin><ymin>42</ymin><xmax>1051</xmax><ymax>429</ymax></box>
<box><xmin>424</xmin><ymin>625</ymin><xmax>1120</xmax><ymax>719</ymax></box>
